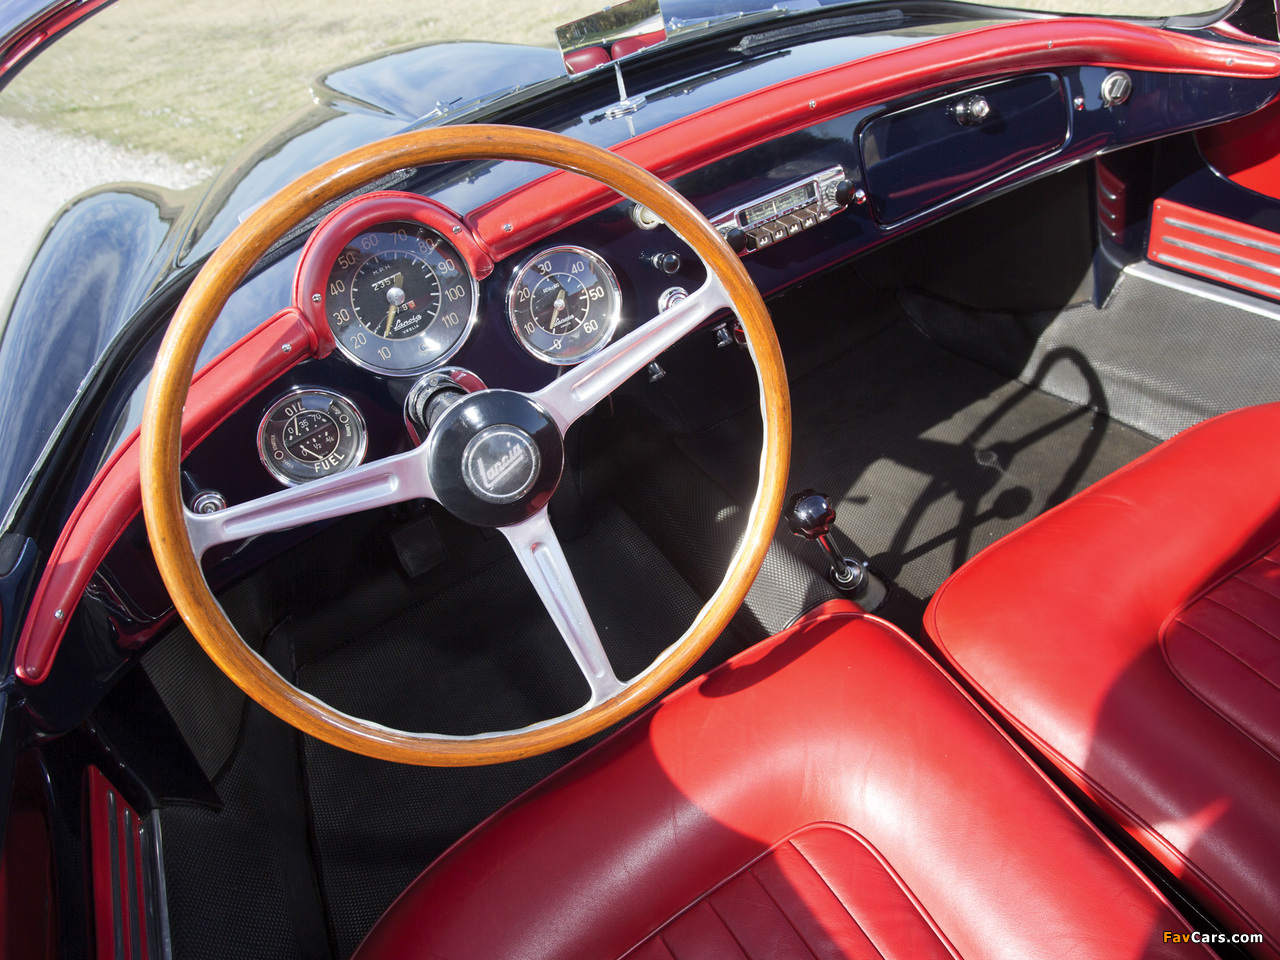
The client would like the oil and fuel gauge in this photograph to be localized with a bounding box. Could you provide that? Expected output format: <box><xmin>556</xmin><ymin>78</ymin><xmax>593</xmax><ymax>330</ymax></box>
<box><xmin>257</xmin><ymin>388</ymin><xmax>368</xmax><ymax>486</ymax></box>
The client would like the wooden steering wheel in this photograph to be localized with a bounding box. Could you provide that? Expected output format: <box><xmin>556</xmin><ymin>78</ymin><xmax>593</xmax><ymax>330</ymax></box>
<box><xmin>140</xmin><ymin>125</ymin><xmax>790</xmax><ymax>766</ymax></box>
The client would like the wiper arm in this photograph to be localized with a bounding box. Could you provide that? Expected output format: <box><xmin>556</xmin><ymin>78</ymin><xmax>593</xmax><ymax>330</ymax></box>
<box><xmin>730</xmin><ymin>8</ymin><xmax>907</xmax><ymax>54</ymax></box>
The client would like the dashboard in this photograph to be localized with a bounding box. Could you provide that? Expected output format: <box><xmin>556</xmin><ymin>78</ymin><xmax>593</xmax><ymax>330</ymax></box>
<box><xmin>14</xmin><ymin>15</ymin><xmax>1280</xmax><ymax>695</ymax></box>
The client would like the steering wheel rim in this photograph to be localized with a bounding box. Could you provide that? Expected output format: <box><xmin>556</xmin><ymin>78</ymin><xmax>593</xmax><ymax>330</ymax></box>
<box><xmin>140</xmin><ymin>124</ymin><xmax>790</xmax><ymax>766</ymax></box>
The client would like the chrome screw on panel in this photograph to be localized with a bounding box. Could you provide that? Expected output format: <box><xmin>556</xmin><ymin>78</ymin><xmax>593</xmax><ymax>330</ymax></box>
<box><xmin>657</xmin><ymin>286</ymin><xmax>689</xmax><ymax>312</ymax></box>
<box><xmin>191</xmin><ymin>491</ymin><xmax>227</xmax><ymax>514</ymax></box>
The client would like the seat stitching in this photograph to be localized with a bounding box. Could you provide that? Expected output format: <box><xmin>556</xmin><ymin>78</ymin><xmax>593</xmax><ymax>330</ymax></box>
<box><xmin>745</xmin><ymin>850</ymin><xmax>822</xmax><ymax>960</ymax></box>
<box><xmin>1203</xmin><ymin>578</ymin><xmax>1280</xmax><ymax>632</ymax></box>
<box><xmin>1163</xmin><ymin>620</ymin><xmax>1280</xmax><ymax>764</ymax></box>
<box><xmin>704</xmin><ymin>897</ymin><xmax>756</xmax><ymax>960</ymax></box>
<box><xmin>789</xmin><ymin>842</ymin><xmax>891</xmax><ymax>960</ymax></box>
<box><xmin>1175</xmin><ymin>606</ymin><xmax>1280</xmax><ymax>697</ymax></box>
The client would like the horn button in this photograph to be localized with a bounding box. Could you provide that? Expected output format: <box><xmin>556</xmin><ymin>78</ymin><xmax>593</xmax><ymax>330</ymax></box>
<box><xmin>426</xmin><ymin>390</ymin><xmax>563</xmax><ymax>527</ymax></box>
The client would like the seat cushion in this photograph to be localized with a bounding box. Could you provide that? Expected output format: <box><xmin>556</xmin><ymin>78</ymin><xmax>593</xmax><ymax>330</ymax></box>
<box><xmin>355</xmin><ymin>605</ymin><xmax>1207</xmax><ymax>960</ymax></box>
<box><xmin>926</xmin><ymin>402</ymin><xmax>1280</xmax><ymax>958</ymax></box>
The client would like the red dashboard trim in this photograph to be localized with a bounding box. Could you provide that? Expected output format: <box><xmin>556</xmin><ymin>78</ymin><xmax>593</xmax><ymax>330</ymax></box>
<box><xmin>15</xmin><ymin>308</ymin><xmax>314</xmax><ymax>684</ymax></box>
<box><xmin>466</xmin><ymin>18</ymin><xmax>1280</xmax><ymax>261</ymax></box>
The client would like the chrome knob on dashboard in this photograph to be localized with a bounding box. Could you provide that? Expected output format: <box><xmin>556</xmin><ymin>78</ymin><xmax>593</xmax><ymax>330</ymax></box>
<box><xmin>1101</xmin><ymin>71</ymin><xmax>1132</xmax><ymax>107</ymax></box>
<box><xmin>952</xmin><ymin>94</ymin><xmax>991</xmax><ymax>125</ymax></box>
<box><xmin>643</xmin><ymin>250</ymin><xmax>682</xmax><ymax>274</ymax></box>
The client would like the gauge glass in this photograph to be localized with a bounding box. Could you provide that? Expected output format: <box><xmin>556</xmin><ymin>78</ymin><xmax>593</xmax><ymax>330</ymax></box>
<box><xmin>258</xmin><ymin>389</ymin><xmax>368</xmax><ymax>486</ymax></box>
<box><xmin>326</xmin><ymin>221</ymin><xmax>477</xmax><ymax>375</ymax></box>
<box><xmin>507</xmin><ymin>246</ymin><xmax>622</xmax><ymax>365</ymax></box>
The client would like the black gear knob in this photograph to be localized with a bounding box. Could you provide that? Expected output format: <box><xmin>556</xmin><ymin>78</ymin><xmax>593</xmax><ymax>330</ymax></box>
<box><xmin>786</xmin><ymin>489</ymin><xmax>836</xmax><ymax>540</ymax></box>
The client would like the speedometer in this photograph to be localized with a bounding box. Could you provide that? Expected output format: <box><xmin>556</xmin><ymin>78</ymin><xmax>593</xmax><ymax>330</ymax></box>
<box><xmin>507</xmin><ymin>246</ymin><xmax>621</xmax><ymax>365</ymax></box>
<box><xmin>325</xmin><ymin>221</ymin><xmax>477</xmax><ymax>375</ymax></box>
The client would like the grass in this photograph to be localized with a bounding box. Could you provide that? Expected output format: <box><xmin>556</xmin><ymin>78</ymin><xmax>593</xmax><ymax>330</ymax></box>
<box><xmin>0</xmin><ymin>0</ymin><xmax>604</xmax><ymax>168</ymax></box>
<box><xmin>0</xmin><ymin>0</ymin><xmax>1207</xmax><ymax>170</ymax></box>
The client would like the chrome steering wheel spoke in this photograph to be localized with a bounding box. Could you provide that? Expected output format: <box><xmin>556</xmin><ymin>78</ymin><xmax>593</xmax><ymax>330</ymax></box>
<box><xmin>532</xmin><ymin>274</ymin><xmax>733</xmax><ymax>432</ymax></box>
<box><xmin>185</xmin><ymin>444</ymin><xmax>434</xmax><ymax>556</ymax></box>
<box><xmin>500</xmin><ymin>507</ymin><xmax>625</xmax><ymax>706</ymax></box>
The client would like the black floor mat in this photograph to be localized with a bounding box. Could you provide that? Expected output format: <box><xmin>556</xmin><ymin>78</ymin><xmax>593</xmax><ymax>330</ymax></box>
<box><xmin>676</xmin><ymin>315</ymin><xmax>1160</xmax><ymax>634</ymax></box>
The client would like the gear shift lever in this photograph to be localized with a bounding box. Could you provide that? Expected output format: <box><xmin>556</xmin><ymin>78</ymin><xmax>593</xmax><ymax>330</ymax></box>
<box><xmin>785</xmin><ymin>489</ymin><xmax>887</xmax><ymax>610</ymax></box>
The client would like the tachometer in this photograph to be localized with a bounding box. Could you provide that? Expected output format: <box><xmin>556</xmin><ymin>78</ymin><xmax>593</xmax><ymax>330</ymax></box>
<box><xmin>326</xmin><ymin>221</ymin><xmax>477</xmax><ymax>375</ymax></box>
<box><xmin>258</xmin><ymin>389</ymin><xmax>367</xmax><ymax>486</ymax></box>
<box><xmin>507</xmin><ymin>246</ymin><xmax>621</xmax><ymax>365</ymax></box>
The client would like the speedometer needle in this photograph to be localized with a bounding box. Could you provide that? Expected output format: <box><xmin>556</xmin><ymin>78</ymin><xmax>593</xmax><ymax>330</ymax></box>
<box><xmin>384</xmin><ymin>280</ymin><xmax>406</xmax><ymax>337</ymax></box>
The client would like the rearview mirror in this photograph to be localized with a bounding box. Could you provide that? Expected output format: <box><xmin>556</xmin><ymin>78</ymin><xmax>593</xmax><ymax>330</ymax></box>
<box><xmin>556</xmin><ymin>0</ymin><xmax>667</xmax><ymax>76</ymax></box>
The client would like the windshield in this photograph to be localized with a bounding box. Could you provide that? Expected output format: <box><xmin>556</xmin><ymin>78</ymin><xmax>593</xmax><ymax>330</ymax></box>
<box><xmin>0</xmin><ymin>0</ymin><xmax>607</xmax><ymax>296</ymax></box>
<box><xmin>0</xmin><ymin>0</ymin><xmax>1215</xmax><ymax>301</ymax></box>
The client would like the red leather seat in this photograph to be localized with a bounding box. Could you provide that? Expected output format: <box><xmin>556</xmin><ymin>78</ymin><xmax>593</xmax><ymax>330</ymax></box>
<box><xmin>355</xmin><ymin>604</ymin><xmax>1206</xmax><ymax>960</ymax></box>
<box><xmin>610</xmin><ymin>29</ymin><xmax>667</xmax><ymax>59</ymax></box>
<box><xmin>564</xmin><ymin>46</ymin><xmax>610</xmax><ymax>74</ymax></box>
<box><xmin>927</xmin><ymin>402</ymin><xmax>1280</xmax><ymax>959</ymax></box>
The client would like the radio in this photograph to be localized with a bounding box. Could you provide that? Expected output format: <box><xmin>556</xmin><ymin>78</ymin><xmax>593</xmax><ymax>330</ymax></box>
<box><xmin>711</xmin><ymin>165</ymin><xmax>854</xmax><ymax>254</ymax></box>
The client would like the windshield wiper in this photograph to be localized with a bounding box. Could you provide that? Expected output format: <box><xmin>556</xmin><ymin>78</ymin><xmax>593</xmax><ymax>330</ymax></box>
<box><xmin>730</xmin><ymin>8</ymin><xmax>907</xmax><ymax>54</ymax></box>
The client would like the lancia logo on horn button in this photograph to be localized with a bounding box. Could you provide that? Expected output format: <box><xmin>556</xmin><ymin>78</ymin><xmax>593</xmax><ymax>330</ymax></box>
<box><xmin>462</xmin><ymin>425</ymin><xmax>541</xmax><ymax>504</ymax></box>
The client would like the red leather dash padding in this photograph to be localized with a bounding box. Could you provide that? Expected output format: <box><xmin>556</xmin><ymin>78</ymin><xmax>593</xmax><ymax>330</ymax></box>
<box><xmin>1164</xmin><ymin>544</ymin><xmax>1280</xmax><ymax>762</ymax></box>
<box><xmin>354</xmin><ymin>611</ymin><xmax>1208</xmax><ymax>960</ymax></box>
<box><xmin>15</xmin><ymin>308</ymin><xmax>315</xmax><ymax>684</ymax></box>
<box><xmin>1148</xmin><ymin>198</ymin><xmax>1280</xmax><ymax>299</ymax></box>
<box><xmin>467</xmin><ymin>19</ymin><xmax>1280</xmax><ymax>262</ymax></box>
<box><xmin>927</xmin><ymin>401</ymin><xmax>1280</xmax><ymax>958</ymax></box>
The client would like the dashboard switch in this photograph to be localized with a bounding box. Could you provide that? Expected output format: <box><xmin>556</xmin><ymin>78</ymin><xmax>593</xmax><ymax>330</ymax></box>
<box><xmin>1101</xmin><ymin>71</ymin><xmax>1132</xmax><ymax>107</ymax></box>
<box><xmin>644</xmin><ymin>250</ymin><xmax>682</xmax><ymax>274</ymax></box>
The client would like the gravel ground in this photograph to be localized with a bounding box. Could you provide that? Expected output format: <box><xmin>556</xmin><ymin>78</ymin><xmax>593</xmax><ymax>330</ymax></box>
<box><xmin>0</xmin><ymin>117</ymin><xmax>211</xmax><ymax>308</ymax></box>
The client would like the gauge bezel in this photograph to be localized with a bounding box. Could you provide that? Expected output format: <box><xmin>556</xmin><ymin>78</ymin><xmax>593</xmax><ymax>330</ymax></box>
<box><xmin>257</xmin><ymin>387</ymin><xmax>369</xmax><ymax>487</ymax></box>
<box><xmin>293</xmin><ymin>192</ymin><xmax>493</xmax><ymax>376</ymax></box>
<box><xmin>506</xmin><ymin>245</ymin><xmax>623</xmax><ymax>366</ymax></box>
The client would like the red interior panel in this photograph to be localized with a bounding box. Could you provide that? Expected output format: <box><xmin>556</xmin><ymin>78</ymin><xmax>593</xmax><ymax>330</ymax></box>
<box><xmin>1148</xmin><ymin>198</ymin><xmax>1280</xmax><ymax>300</ymax></box>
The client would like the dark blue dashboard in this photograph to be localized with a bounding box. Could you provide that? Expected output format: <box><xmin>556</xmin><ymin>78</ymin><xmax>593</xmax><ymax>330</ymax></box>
<box><xmin>10</xmin><ymin>4</ymin><xmax>1280</xmax><ymax>730</ymax></box>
